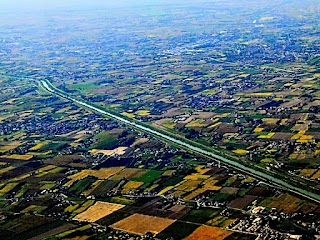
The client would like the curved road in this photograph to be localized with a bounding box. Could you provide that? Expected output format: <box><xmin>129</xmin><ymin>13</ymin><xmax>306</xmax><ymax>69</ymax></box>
<box><xmin>41</xmin><ymin>80</ymin><xmax>320</xmax><ymax>203</ymax></box>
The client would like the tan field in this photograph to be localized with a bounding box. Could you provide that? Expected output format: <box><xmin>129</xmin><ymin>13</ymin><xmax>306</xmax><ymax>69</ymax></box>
<box><xmin>111</xmin><ymin>214</ymin><xmax>175</xmax><ymax>235</ymax></box>
<box><xmin>90</xmin><ymin>147</ymin><xmax>127</xmax><ymax>156</ymax></box>
<box><xmin>0</xmin><ymin>145</ymin><xmax>18</xmax><ymax>153</ymax></box>
<box><xmin>73</xmin><ymin>201</ymin><xmax>125</xmax><ymax>222</ymax></box>
<box><xmin>2</xmin><ymin>154</ymin><xmax>33</xmax><ymax>161</ymax></box>
<box><xmin>185</xmin><ymin>225</ymin><xmax>232</xmax><ymax>240</ymax></box>
<box><xmin>130</xmin><ymin>137</ymin><xmax>149</xmax><ymax>147</ymax></box>
<box><xmin>261</xmin><ymin>193</ymin><xmax>303</xmax><ymax>213</ymax></box>
<box><xmin>121</xmin><ymin>181</ymin><xmax>144</xmax><ymax>194</ymax></box>
<box><xmin>311</xmin><ymin>169</ymin><xmax>320</xmax><ymax>180</ymax></box>
<box><xmin>64</xmin><ymin>167</ymin><xmax>124</xmax><ymax>187</ymax></box>
<box><xmin>109</xmin><ymin>168</ymin><xmax>146</xmax><ymax>181</ymax></box>
<box><xmin>175</xmin><ymin>180</ymin><xmax>202</xmax><ymax>192</ymax></box>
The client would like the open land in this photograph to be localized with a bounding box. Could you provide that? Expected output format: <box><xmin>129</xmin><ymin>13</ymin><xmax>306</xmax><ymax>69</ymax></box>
<box><xmin>0</xmin><ymin>0</ymin><xmax>319</xmax><ymax>239</ymax></box>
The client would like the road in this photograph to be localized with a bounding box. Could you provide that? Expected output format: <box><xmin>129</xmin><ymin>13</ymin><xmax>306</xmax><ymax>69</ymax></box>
<box><xmin>41</xmin><ymin>80</ymin><xmax>320</xmax><ymax>203</ymax></box>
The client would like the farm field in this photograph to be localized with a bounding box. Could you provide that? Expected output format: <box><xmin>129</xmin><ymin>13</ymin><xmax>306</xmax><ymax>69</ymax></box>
<box><xmin>0</xmin><ymin>0</ymin><xmax>319</xmax><ymax>239</ymax></box>
<box><xmin>185</xmin><ymin>225</ymin><xmax>233</xmax><ymax>240</ymax></box>
<box><xmin>73</xmin><ymin>201</ymin><xmax>125</xmax><ymax>222</ymax></box>
<box><xmin>111</xmin><ymin>214</ymin><xmax>176</xmax><ymax>236</ymax></box>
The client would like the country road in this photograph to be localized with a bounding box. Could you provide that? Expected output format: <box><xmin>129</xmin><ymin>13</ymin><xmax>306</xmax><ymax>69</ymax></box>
<box><xmin>40</xmin><ymin>80</ymin><xmax>320</xmax><ymax>203</ymax></box>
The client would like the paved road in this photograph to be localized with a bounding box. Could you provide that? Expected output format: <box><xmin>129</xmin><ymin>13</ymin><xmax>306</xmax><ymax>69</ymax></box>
<box><xmin>41</xmin><ymin>80</ymin><xmax>320</xmax><ymax>203</ymax></box>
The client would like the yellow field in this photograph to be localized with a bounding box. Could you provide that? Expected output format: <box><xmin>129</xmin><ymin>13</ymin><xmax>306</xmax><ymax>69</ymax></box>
<box><xmin>21</xmin><ymin>205</ymin><xmax>47</xmax><ymax>213</ymax></box>
<box><xmin>183</xmin><ymin>177</ymin><xmax>221</xmax><ymax>201</ymax></box>
<box><xmin>261</xmin><ymin>193</ymin><xmax>303</xmax><ymax>213</ymax></box>
<box><xmin>2</xmin><ymin>154</ymin><xmax>33</xmax><ymax>161</ymax></box>
<box><xmin>207</xmin><ymin>215</ymin><xmax>235</xmax><ymax>228</ymax></box>
<box><xmin>35</xmin><ymin>165</ymin><xmax>57</xmax><ymax>174</ymax></box>
<box><xmin>0</xmin><ymin>166</ymin><xmax>15</xmax><ymax>174</ymax></box>
<box><xmin>40</xmin><ymin>183</ymin><xmax>56</xmax><ymax>190</ymax></box>
<box><xmin>144</xmin><ymin>184</ymin><xmax>159</xmax><ymax>192</ymax></box>
<box><xmin>90</xmin><ymin>147</ymin><xmax>127</xmax><ymax>156</ymax></box>
<box><xmin>121</xmin><ymin>181</ymin><xmax>144</xmax><ymax>194</ymax></box>
<box><xmin>111</xmin><ymin>214</ymin><xmax>175</xmax><ymax>236</ymax></box>
<box><xmin>300</xmin><ymin>169</ymin><xmax>317</xmax><ymax>177</ymax></box>
<box><xmin>27</xmin><ymin>151</ymin><xmax>52</xmax><ymax>156</ymax></box>
<box><xmin>239</xmin><ymin>73</ymin><xmax>250</xmax><ymax>78</ymax></box>
<box><xmin>262</xmin><ymin>118</ymin><xmax>280</xmax><ymax>125</ymax></box>
<box><xmin>56</xmin><ymin>106</ymin><xmax>72</xmax><ymax>113</ymax></box>
<box><xmin>233</xmin><ymin>149</ymin><xmax>248</xmax><ymax>155</ymax></box>
<box><xmin>184</xmin><ymin>173</ymin><xmax>210</xmax><ymax>181</ymax></box>
<box><xmin>136</xmin><ymin>110</ymin><xmax>150</xmax><ymax>116</ymax></box>
<box><xmin>171</xmin><ymin>190</ymin><xmax>185</xmax><ymax>198</ymax></box>
<box><xmin>280</xmin><ymin>119</ymin><xmax>288</xmax><ymax>125</ymax></box>
<box><xmin>185</xmin><ymin>225</ymin><xmax>232</xmax><ymax>240</ymax></box>
<box><xmin>64</xmin><ymin>167</ymin><xmax>124</xmax><ymax>187</ymax></box>
<box><xmin>30</xmin><ymin>141</ymin><xmax>49</xmax><ymax>151</ymax></box>
<box><xmin>253</xmin><ymin>127</ymin><xmax>264</xmax><ymax>133</ymax></box>
<box><xmin>9</xmin><ymin>173</ymin><xmax>30</xmax><ymax>182</ymax></box>
<box><xmin>311</xmin><ymin>169</ymin><xmax>320</xmax><ymax>180</ymax></box>
<box><xmin>186</xmin><ymin>119</ymin><xmax>207</xmax><ymax>128</ymax></box>
<box><xmin>162</xmin><ymin>170</ymin><xmax>175</xmax><ymax>177</ymax></box>
<box><xmin>121</xmin><ymin>112</ymin><xmax>135</xmax><ymax>118</ymax></box>
<box><xmin>202</xmin><ymin>177</ymin><xmax>219</xmax><ymax>187</ymax></box>
<box><xmin>216</xmin><ymin>113</ymin><xmax>230</xmax><ymax>118</ymax></box>
<box><xmin>199</xmin><ymin>89</ymin><xmax>219</xmax><ymax>95</ymax></box>
<box><xmin>0</xmin><ymin>183</ymin><xmax>18</xmax><ymax>196</ymax></box>
<box><xmin>297</xmin><ymin>135</ymin><xmax>314</xmax><ymax>141</ymax></box>
<box><xmin>162</xmin><ymin>120</ymin><xmax>176</xmax><ymax>129</ymax></box>
<box><xmin>248</xmin><ymin>92</ymin><xmax>273</xmax><ymax>97</ymax></box>
<box><xmin>2</xmin><ymin>98</ymin><xmax>19</xmax><ymax>104</ymax></box>
<box><xmin>175</xmin><ymin>180</ymin><xmax>201</xmax><ymax>192</ymax></box>
<box><xmin>208</xmin><ymin>122</ymin><xmax>221</xmax><ymax>129</ymax></box>
<box><xmin>64</xmin><ymin>236</ymin><xmax>90</xmax><ymax>240</ymax></box>
<box><xmin>291</xmin><ymin>123</ymin><xmax>308</xmax><ymax>132</ymax></box>
<box><xmin>36</xmin><ymin>166</ymin><xmax>64</xmax><ymax>177</ymax></box>
<box><xmin>242</xmin><ymin>176</ymin><xmax>255</xmax><ymax>183</ymax></box>
<box><xmin>158</xmin><ymin>186</ymin><xmax>175</xmax><ymax>196</ymax></box>
<box><xmin>195</xmin><ymin>165</ymin><xmax>210</xmax><ymax>174</ymax></box>
<box><xmin>74</xmin><ymin>201</ymin><xmax>125</xmax><ymax>222</ymax></box>
<box><xmin>289</xmin><ymin>153</ymin><xmax>309</xmax><ymax>160</ymax></box>
<box><xmin>0</xmin><ymin>145</ymin><xmax>17</xmax><ymax>153</ymax></box>
<box><xmin>65</xmin><ymin>204</ymin><xmax>80</xmax><ymax>213</ymax></box>
<box><xmin>0</xmin><ymin>114</ymin><xmax>13</xmax><ymax>122</ymax></box>
<box><xmin>183</xmin><ymin>188</ymin><xmax>206</xmax><ymax>201</ymax></box>
<box><xmin>0</xmin><ymin>141</ymin><xmax>23</xmax><ymax>152</ymax></box>
<box><xmin>257</xmin><ymin>133</ymin><xmax>275</xmax><ymax>139</ymax></box>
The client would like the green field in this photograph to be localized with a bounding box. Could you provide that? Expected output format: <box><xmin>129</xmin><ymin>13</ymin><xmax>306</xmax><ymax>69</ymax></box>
<box><xmin>131</xmin><ymin>170</ymin><xmax>163</xmax><ymax>183</ymax></box>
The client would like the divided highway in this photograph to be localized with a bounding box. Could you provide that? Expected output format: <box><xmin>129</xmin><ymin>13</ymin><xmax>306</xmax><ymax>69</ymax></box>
<box><xmin>41</xmin><ymin>80</ymin><xmax>320</xmax><ymax>203</ymax></box>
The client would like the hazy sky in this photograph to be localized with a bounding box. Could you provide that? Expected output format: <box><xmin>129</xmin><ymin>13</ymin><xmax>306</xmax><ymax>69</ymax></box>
<box><xmin>0</xmin><ymin>0</ymin><xmax>179</xmax><ymax>10</ymax></box>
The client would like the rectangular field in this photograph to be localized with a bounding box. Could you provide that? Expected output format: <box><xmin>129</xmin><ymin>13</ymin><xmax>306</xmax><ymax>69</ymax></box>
<box><xmin>73</xmin><ymin>201</ymin><xmax>125</xmax><ymax>222</ymax></box>
<box><xmin>185</xmin><ymin>225</ymin><xmax>232</xmax><ymax>240</ymax></box>
<box><xmin>64</xmin><ymin>167</ymin><xmax>124</xmax><ymax>187</ymax></box>
<box><xmin>111</xmin><ymin>213</ymin><xmax>175</xmax><ymax>235</ymax></box>
<box><xmin>2</xmin><ymin>154</ymin><xmax>33</xmax><ymax>161</ymax></box>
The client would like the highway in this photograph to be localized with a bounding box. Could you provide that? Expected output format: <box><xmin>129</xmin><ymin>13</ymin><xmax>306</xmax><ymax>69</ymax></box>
<box><xmin>41</xmin><ymin>80</ymin><xmax>320</xmax><ymax>203</ymax></box>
